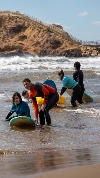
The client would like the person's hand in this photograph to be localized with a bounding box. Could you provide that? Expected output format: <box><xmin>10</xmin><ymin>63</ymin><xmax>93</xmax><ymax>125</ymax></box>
<box><xmin>41</xmin><ymin>104</ymin><xmax>46</xmax><ymax>111</ymax></box>
<box><xmin>38</xmin><ymin>104</ymin><xmax>42</xmax><ymax>112</ymax></box>
<box><xmin>4</xmin><ymin>118</ymin><xmax>10</xmax><ymax>121</ymax></box>
<box><xmin>34</xmin><ymin>118</ymin><xmax>38</xmax><ymax>125</ymax></box>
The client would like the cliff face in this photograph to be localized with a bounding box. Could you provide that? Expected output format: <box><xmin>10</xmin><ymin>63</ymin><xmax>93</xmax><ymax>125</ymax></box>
<box><xmin>0</xmin><ymin>11</ymin><xmax>100</xmax><ymax>57</ymax></box>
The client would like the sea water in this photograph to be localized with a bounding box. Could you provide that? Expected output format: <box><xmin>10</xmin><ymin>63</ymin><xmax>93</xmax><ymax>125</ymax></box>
<box><xmin>0</xmin><ymin>54</ymin><xmax>100</xmax><ymax>177</ymax></box>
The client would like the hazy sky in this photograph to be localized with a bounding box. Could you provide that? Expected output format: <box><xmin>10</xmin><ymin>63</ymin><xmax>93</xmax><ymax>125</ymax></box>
<box><xmin>0</xmin><ymin>0</ymin><xmax>100</xmax><ymax>41</ymax></box>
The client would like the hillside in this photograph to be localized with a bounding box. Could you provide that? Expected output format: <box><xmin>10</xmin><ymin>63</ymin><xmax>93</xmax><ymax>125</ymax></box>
<box><xmin>0</xmin><ymin>11</ymin><xmax>100</xmax><ymax>57</ymax></box>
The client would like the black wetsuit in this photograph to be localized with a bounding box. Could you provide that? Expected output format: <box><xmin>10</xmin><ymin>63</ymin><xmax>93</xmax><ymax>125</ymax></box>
<box><xmin>29</xmin><ymin>82</ymin><xmax>59</xmax><ymax>125</ymax></box>
<box><xmin>73</xmin><ymin>70</ymin><xmax>85</xmax><ymax>104</ymax></box>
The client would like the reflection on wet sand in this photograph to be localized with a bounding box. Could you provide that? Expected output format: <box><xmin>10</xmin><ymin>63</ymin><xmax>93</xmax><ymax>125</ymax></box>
<box><xmin>10</xmin><ymin>125</ymin><xmax>36</xmax><ymax>132</ymax></box>
<box><xmin>0</xmin><ymin>147</ymin><xmax>100</xmax><ymax>177</ymax></box>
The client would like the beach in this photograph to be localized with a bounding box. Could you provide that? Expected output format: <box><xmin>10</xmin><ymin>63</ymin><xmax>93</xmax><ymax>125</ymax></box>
<box><xmin>0</xmin><ymin>55</ymin><xmax>100</xmax><ymax>177</ymax></box>
<box><xmin>33</xmin><ymin>164</ymin><xmax>100</xmax><ymax>178</ymax></box>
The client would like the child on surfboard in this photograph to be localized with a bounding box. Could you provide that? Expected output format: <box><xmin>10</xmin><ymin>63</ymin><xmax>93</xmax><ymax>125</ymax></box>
<box><xmin>73</xmin><ymin>61</ymin><xmax>85</xmax><ymax>104</ymax></box>
<box><xmin>58</xmin><ymin>69</ymin><xmax>81</xmax><ymax>107</ymax></box>
<box><xmin>5</xmin><ymin>92</ymin><xmax>31</xmax><ymax>121</ymax></box>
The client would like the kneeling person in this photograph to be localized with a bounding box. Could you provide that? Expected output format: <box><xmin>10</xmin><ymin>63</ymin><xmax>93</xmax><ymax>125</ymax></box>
<box><xmin>5</xmin><ymin>92</ymin><xmax>30</xmax><ymax>121</ymax></box>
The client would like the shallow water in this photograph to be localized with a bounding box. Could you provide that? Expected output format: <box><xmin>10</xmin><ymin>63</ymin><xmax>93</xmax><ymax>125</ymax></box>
<box><xmin>0</xmin><ymin>55</ymin><xmax>100</xmax><ymax>177</ymax></box>
<box><xmin>0</xmin><ymin>146</ymin><xmax>100</xmax><ymax>178</ymax></box>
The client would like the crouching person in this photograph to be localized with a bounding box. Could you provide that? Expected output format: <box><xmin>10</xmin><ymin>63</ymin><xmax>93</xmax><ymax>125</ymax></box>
<box><xmin>5</xmin><ymin>92</ymin><xmax>31</xmax><ymax>121</ymax></box>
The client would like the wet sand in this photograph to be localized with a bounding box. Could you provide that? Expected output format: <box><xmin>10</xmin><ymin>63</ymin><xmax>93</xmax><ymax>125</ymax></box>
<box><xmin>34</xmin><ymin>164</ymin><xmax>100</xmax><ymax>178</ymax></box>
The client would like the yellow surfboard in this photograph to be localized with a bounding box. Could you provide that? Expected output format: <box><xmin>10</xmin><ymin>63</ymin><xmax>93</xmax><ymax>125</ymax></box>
<box><xmin>36</xmin><ymin>95</ymin><xmax>66</xmax><ymax>105</ymax></box>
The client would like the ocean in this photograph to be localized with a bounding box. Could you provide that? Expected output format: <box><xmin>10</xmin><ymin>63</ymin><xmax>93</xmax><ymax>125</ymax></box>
<box><xmin>0</xmin><ymin>54</ymin><xmax>100</xmax><ymax>178</ymax></box>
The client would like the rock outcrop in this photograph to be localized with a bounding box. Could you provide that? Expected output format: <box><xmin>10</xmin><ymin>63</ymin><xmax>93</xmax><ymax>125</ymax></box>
<box><xmin>0</xmin><ymin>11</ymin><xmax>100</xmax><ymax>57</ymax></box>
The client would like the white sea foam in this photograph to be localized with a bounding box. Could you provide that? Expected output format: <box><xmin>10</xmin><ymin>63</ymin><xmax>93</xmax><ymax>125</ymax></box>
<box><xmin>0</xmin><ymin>55</ymin><xmax>100</xmax><ymax>73</ymax></box>
<box><xmin>64</xmin><ymin>108</ymin><xmax>100</xmax><ymax>116</ymax></box>
<box><xmin>0</xmin><ymin>93</ymin><xmax>5</xmax><ymax>99</ymax></box>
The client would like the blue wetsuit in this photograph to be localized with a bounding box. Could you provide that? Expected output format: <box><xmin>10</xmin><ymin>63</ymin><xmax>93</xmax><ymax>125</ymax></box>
<box><xmin>5</xmin><ymin>101</ymin><xmax>30</xmax><ymax>121</ymax></box>
<box><xmin>60</xmin><ymin>76</ymin><xmax>81</xmax><ymax>107</ymax></box>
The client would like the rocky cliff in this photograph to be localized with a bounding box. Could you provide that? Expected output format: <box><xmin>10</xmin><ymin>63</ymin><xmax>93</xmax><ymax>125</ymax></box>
<box><xmin>0</xmin><ymin>11</ymin><xmax>100</xmax><ymax>57</ymax></box>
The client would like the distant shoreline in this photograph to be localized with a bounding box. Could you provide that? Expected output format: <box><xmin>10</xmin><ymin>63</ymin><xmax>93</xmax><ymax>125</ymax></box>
<box><xmin>0</xmin><ymin>52</ymin><xmax>100</xmax><ymax>58</ymax></box>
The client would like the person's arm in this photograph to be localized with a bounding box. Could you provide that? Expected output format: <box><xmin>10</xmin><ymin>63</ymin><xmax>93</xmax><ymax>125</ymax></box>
<box><xmin>60</xmin><ymin>87</ymin><xmax>66</xmax><ymax>95</ymax></box>
<box><xmin>42</xmin><ymin>85</ymin><xmax>50</xmax><ymax>103</ymax></box>
<box><xmin>5</xmin><ymin>104</ymin><xmax>16</xmax><ymax>121</ymax></box>
<box><xmin>32</xmin><ymin>98</ymin><xmax>39</xmax><ymax>124</ymax></box>
<box><xmin>29</xmin><ymin>88</ymin><xmax>39</xmax><ymax>123</ymax></box>
<box><xmin>5</xmin><ymin>112</ymin><xmax>12</xmax><ymax>121</ymax></box>
<box><xmin>73</xmin><ymin>71</ymin><xmax>77</xmax><ymax>81</ymax></box>
<box><xmin>40</xmin><ymin>84</ymin><xmax>51</xmax><ymax>111</ymax></box>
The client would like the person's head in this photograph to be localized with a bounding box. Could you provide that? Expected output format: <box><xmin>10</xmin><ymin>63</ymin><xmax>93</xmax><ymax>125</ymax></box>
<box><xmin>74</xmin><ymin>61</ymin><xmax>81</xmax><ymax>70</ymax></box>
<box><xmin>22</xmin><ymin>78</ymin><xmax>32</xmax><ymax>90</ymax></box>
<box><xmin>22</xmin><ymin>90</ymin><xmax>29</xmax><ymax>99</ymax></box>
<box><xmin>58</xmin><ymin>69</ymin><xmax>64</xmax><ymax>80</ymax></box>
<box><xmin>12</xmin><ymin>92</ymin><xmax>22</xmax><ymax>104</ymax></box>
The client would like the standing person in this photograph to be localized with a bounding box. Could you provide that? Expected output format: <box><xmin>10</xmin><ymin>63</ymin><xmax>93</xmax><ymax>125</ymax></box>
<box><xmin>58</xmin><ymin>69</ymin><xmax>81</xmax><ymax>107</ymax></box>
<box><xmin>22</xmin><ymin>78</ymin><xmax>59</xmax><ymax>126</ymax></box>
<box><xmin>5</xmin><ymin>92</ymin><xmax>31</xmax><ymax>121</ymax></box>
<box><xmin>73</xmin><ymin>61</ymin><xmax>85</xmax><ymax>104</ymax></box>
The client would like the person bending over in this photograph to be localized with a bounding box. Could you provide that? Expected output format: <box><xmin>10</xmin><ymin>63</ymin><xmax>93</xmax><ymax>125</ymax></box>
<box><xmin>22</xmin><ymin>78</ymin><xmax>59</xmax><ymax>126</ymax></box>
<box><xmin>5</xmin><ymin>92</ymin><xmax>31</xmax><ymax>121</ymax></box>
<box><xmin>58</xmin><ymin>69</ymin><xmax>81</xmax><ymax>107</ymax></box>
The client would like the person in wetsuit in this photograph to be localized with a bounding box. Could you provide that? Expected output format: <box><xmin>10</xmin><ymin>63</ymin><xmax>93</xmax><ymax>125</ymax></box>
<box><xmin>73</xmin><ymin>61</ymin><xmax>85</xmax><ymax>104</ymax></box>
<box><xmin>5</xmin><ymin>92</ymin><xmax>30</xmax><ymax>121</ymax></box>
<box><xmin>58</xmin><ymin>69</ymin><xmax>81</xmax><ymax>107</ymax></box>
<box><xmin>22</xmin><ymin>78</ymin><xmax>59</xmax><ymax>126</ymax></box>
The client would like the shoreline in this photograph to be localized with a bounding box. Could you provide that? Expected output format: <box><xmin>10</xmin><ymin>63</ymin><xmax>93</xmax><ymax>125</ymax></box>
<box><xmin>33</xmin><ymin>164</ymin><xmax>100</xmax><ymax>178</ymax></box>
<box><xmin>0</xmin><ymin>52</ymin><xmax>100</xmax><ymax>58</ymax></box>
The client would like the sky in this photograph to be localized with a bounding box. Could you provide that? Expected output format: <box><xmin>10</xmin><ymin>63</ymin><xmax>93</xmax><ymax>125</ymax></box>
<box><xmin>0</xmin><ymin>0</ymin><xmax>100</xmax><ymax>41</ymax></box>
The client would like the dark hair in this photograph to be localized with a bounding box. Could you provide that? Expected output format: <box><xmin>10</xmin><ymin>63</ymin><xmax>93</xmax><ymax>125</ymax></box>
<box><xmin>12</xmin><ymin>92</ymin><xmax>22</xmax><ymax>103</ymax></box>
<box><xmin>22</xmin><ymin>78</ymin><xmax>31</xmax><ymax>83</ymax></box>
<box><xmin>74</xmin><ymin>61</ymin><xmax>81</xmax><ymax>70</ymax></box>
<box><xmin>22</xmin><ymin>90</ymin><xmax>28</xmax><ymax>96</ymax></box>
<box><xmin>58</xmin><ymin>69</ymin><xmax>64</xmax><ymax>77</ymax></box>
